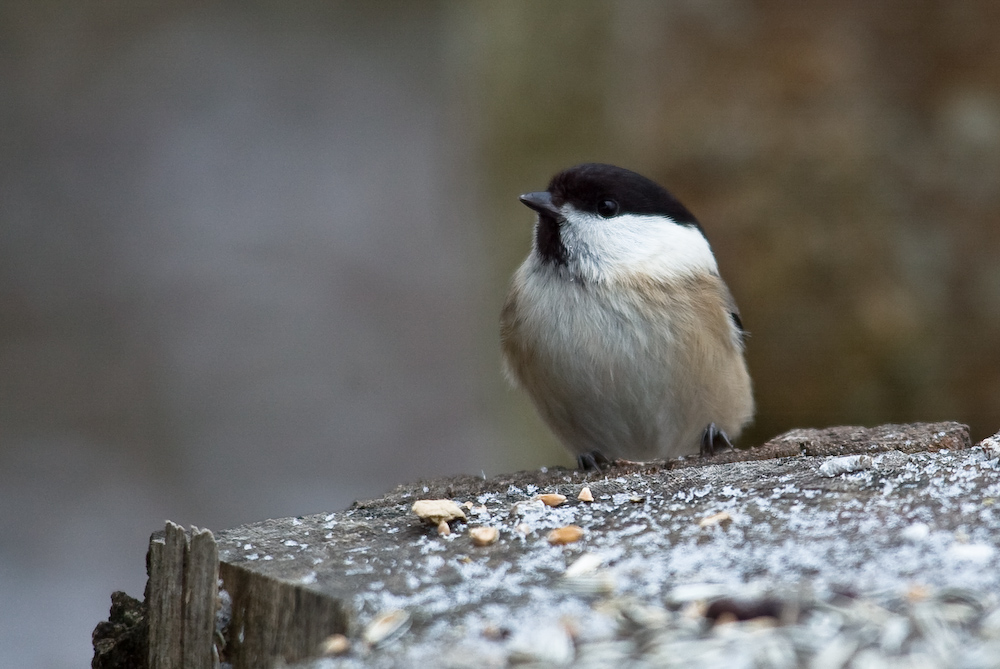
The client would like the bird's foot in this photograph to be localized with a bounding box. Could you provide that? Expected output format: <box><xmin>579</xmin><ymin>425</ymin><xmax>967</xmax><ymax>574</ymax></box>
<box><xmin>576</xmin><ymin>449</ymin><xmax>611</xmax><ymax>472</ymax></box>
<box><xmin>700</xmin><ymin>423</ymin><xmax>734</xmax><ymax>456</ymax></box>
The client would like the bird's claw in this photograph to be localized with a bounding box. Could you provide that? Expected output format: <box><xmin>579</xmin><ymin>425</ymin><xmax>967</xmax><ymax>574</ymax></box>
<box><xmin>577</xmin><ymin>449</ymin><xmax>611</xmax><ymax>472</ymax></box>
<box><xmin>701</xmin><ymin>423</ymin><xmax>734</xmax><ymax>456</ymax></box>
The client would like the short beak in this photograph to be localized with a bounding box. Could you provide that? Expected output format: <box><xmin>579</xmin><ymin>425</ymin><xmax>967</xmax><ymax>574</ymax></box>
<box><xmin>519</xmin><ymin>191</ymin><xmax>560</xmax><ymax>217</ymax></box>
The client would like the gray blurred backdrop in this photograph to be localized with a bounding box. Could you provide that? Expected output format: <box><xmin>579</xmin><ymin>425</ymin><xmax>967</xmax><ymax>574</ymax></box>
<box><xmin>3</xmin><ymin>2</ymin><xmax>1000</xmax><ymax>666</ymax></box>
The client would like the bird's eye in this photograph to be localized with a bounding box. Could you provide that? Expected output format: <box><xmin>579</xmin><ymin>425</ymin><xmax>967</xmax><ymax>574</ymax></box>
<box><xmin>596</xmin><ymin>199</ymin><xmax>619</xmax><ymax>218</ymax></box>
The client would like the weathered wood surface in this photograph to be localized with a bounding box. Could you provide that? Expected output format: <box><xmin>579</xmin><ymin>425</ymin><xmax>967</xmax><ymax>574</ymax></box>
<box><xmin>145</xmin><ymin>522</ymin><xmax>219</xmax><ymax>669</ymax></box>
<box><xmin>146</xmin><ymin>522</ymin><xmax>186</xmax><ymax>669</ymax></box>
<box><xmin>219</xmin><ymin>559</ymin><xmax>350</xmax><ymax>667</ymax></box>
<box><xmin>183</xmin><ymin>528</ymin><xmax>219</xmax><ymax>669</ymax></box>
<box><xmin>674</xmin><ymin>421</ymin><xmax>971</xmax><ymax>468</ymax></box>
<box><xmin>207</xmin><ymin>422</ymin><xmax>977</xmax><ymax>667</ymax></box>
<box><xmin>96</xmin><ymin>421</ymin><xmax>995</xmax><ymax>668</ymax></box>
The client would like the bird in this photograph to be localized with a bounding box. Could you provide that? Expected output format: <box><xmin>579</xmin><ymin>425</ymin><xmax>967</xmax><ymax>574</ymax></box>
<box><xmin>500</xmin><ymin>163</ymin><xmax>754</xmax><ymax>468</ymax></box>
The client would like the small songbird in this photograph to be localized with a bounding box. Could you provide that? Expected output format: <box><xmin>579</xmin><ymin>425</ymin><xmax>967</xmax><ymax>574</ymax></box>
<box><xmin>500</xmin><ymin>163</ymin><xmax>754</xmax><ymax>468</ymax></box>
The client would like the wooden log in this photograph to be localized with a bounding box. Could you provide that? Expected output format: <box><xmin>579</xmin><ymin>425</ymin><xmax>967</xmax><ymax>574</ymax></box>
<box><xmin>204</xmin><ymin>421</ymin><xmax>974</xmax><ymax>667</ymax></box>
<box><xmin>147</xmin><ymin>522</ymin><xmax>187</xmax><ymax>669</ymax></box>
<box><xmin>219</xmin><ymin>561</ymin><xmax>349</xmax><ymax>667</ymax></box>
<box><xmin>98</xmin><ymin>421</ymin><xmax>985</xmax><ymax>668</ymax></box>
<box><xmin>145</xmin><ymin>522</ymin><xmax>220</xmax><ymax>669</ymax></box>
<box><xmin>672</xmin><ymin>420</ymin><xmax>972</xmax><ymax>468</ymax></box>
<box><xmin>183</xmin><ymin>527</ymin><xmax>219</xmax><ymax>669</ymax></box>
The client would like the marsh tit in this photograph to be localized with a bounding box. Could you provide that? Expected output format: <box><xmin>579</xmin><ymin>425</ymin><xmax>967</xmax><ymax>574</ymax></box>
<box><xmin>501</xmin><ymin>163</ymin><xmax>754</xmax><ymax>468</ymax></box>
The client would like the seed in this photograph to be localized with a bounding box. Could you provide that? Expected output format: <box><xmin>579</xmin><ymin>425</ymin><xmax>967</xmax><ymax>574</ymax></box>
<box><xmin>698</xmin><ymin>511</ymin><xmax>733</xmax><ymax>529</ymax></box>
<box><xmin>318</xmin><ymin>633</ymin><xmax>350</xmax><ymax>656</ymax></box>
<box><xmin>538</xmin><ymin>493</ymin><xmax>567</xmax><ymax>507</ymax></box>
<box><xmin>362</xmin><ymin>609</ymin><xmax>410</xmax><ymax>647</ymax></box>
<box><xmin>548</xmin><ymin>525</ymin><xmax>584</xmax><ymax>545</ymax></box>
<box><xmin>469</xmin><ymin>526</ymin><xmax>499</xmax><ymax>546</ymax></box>
<box><xmin>411</xmin><ymin>499</ymin><xmax>467</xmax><ymax>524</ymax></box>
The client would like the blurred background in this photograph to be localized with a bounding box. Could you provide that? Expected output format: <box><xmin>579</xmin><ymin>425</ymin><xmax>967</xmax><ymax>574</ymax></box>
<box><xmin>2</xmin><ymin>1</ymin><xmax>999</xmax><ymax>666</ymax></box>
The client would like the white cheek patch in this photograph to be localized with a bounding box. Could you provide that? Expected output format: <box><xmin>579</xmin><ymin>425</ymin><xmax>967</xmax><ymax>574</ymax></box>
<box><xmin>555</xmin><ymin>207</ymin><xmax>719</xmax><ymax>283</ymax></box>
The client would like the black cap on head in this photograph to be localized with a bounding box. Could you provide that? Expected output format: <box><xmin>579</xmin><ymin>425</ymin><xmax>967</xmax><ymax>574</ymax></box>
<box><xmin>547</xmin><ymin>163</ymin><xmax>700</xmax><ymax>228</ymax></box>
